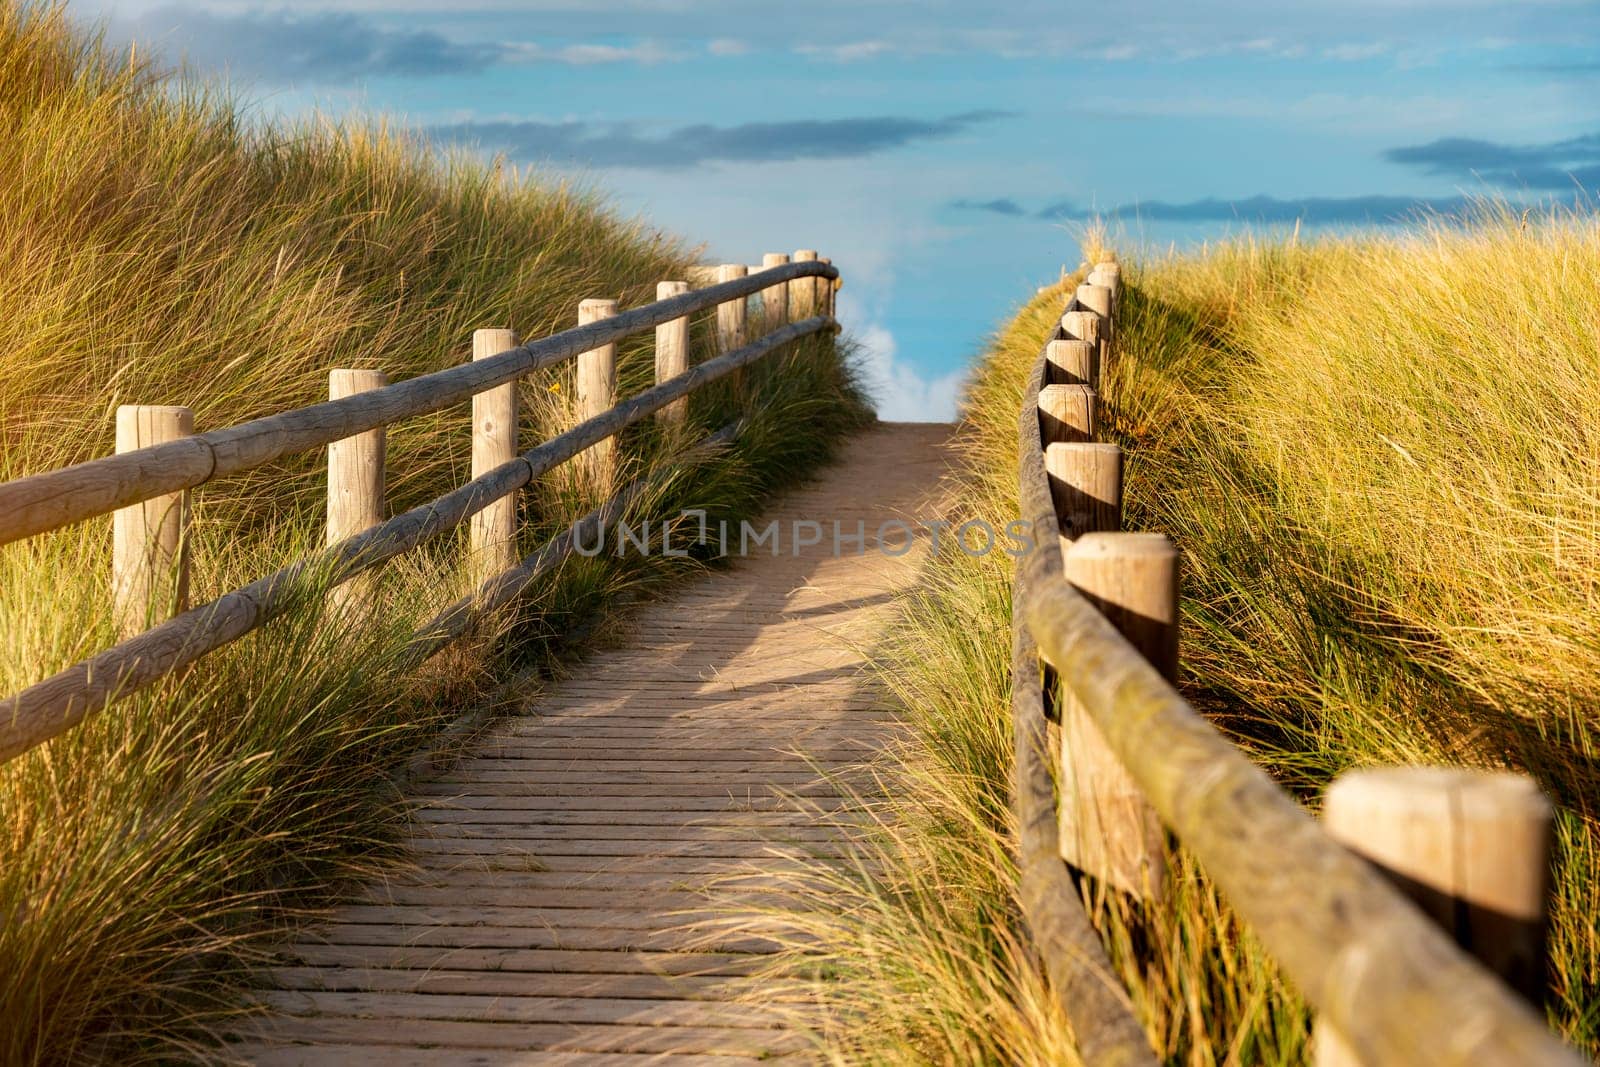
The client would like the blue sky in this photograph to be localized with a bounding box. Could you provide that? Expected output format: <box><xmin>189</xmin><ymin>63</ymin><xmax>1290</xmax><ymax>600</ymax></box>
<box><xmin>72</xmin><ymin>0</ymin><xmax>1600</xmax><ymax>420</ymax></box>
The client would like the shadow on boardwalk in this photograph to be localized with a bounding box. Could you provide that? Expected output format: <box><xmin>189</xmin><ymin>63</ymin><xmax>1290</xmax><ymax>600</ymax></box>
<box><xmin>227</xmin><ymin>421</ymin><xmax>957</xmax><ymax>1066</ymax></box>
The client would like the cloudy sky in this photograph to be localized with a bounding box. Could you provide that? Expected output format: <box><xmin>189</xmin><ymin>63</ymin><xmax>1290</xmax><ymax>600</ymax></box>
<box><xmin>71</xmin><ymin>0</ymin><xmax>1600</xmax><ymax>420</ymax></box>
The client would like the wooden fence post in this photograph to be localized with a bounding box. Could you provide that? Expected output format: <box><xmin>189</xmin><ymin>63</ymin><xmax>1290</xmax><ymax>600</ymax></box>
<box><xmin>112</xmin><ymin>405</ymin><xmax>192</xmax><ymax>637</ymax></box>
<box><xmin>1058</xmin><ymin>532</ymin><xmax>1175</xmax><ymax>900</ymax></box>
<box><xmin>761</xmin><ymin>253</ymin><xmax>789</xmax><ymax>333</ymax></box>
<box><xmin>1077</xmin><ymin>281</ymin><xmax>1114</xmax><ymax>364</ymax></box>
<box><xmin>1046</xmin><ymin>442</ymin><xmax>1122</xmax><ymax>542</ymax></box>
<box><xmin>1061</xmin><ymin>309</ymin><xmax>1103</xmax><ymax>386</ymax></box>
<box><xmin>328</xmin><ymin>370</ymin><xmax>388</xmax><ymax>543</ymax></box>
<box><xmin>1038</xmin><ymin>383</ymin><xmax>1097</xmax><ymax>445</ymax></box>
<box><xmin>655</xmin><ymin>281</ymin><xmax>690</xmax><ymax>426</ymax></box>
<box><xmin>715</xmin><ymin>265</ymin><xmax>747</xmax><ymax>352</ymax></box>
<box><xmin>1314</xmin><ymin>767</ymin><xmax>1554</xmax><ymax>1066</ymax></box>
<box><xmin>578</xmin><ymin>299</ymin><xmax>619</xmax><ymax>488</ymax></box>
<box><xmin>470</xmin><ymin>328</ymin><xmax>519</xmax><ymax>586</ymax></box>
<box><xmin>327</xmin><ymin>369</ymin><xmax>388</xmax><ymax>611</ymax></box>
<box><xmin>1047</xmin><ymin>338</ymin><xmax>1095</xmax><ymax>387</ymax></box>
<box><xmin>818</xmin><ymin>255</ymin><xmax>834</xmax><ymax>317</ymax></box>
<box><xmin>791</xmin><ymin>250</ymin><xmax>818</xmax><ymax>319</ymax></box>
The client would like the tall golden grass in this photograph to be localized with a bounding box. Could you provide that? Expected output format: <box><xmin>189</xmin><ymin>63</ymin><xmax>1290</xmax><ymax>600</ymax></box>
<box><xmin>767</xmin><ymin>209</ymin><xmax>1599</xmax><ymax>1062</ymax></box>
<box><xmin>0</xmin><ymin>4</ymin><xmax>870</xmax><ymax>1061</ymax></box>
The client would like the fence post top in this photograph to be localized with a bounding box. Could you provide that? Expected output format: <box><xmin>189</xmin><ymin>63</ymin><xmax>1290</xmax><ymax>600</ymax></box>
<box><xmin>579</xmin><ymin>298</ymin><xmax>619</xmax><ymax>314</ymax></box>
<box><xmin>763</xmin><ymin>252</ymin><xmax>790</xmax><ymax>265</ymax></box>
<box><xmin>1065</xmin><ymin>531</ymin><xmax>1176</xmax><ymax>559</ymax></box>
<box><xmin>657</xmin><ymin>280</ymin><xmax>689</xmax><ymax>297</ymax></box>
<box><xmin>1327</xmin><ymin>765</ymin><xmax>1551</xmax><ymax>819</ymax></box>
<box><xmin>117</xmin><ymin>404</ymin><xmax>192</xmax><ymax>417</ymax></box>
<box><xmin>1047</xmin><ymin>441</ymin><xmax>1122</xmax><ymax>457</ymax></box>
<box><xmin>329</xmin><ymin>367</ymin><xmax>389</xmax><ymax>384</ymax></box>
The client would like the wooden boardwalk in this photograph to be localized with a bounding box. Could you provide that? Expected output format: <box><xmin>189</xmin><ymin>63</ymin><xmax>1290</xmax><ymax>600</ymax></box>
<box><xmin>232</xmin><ymin>422</ymin><xmax>955</xmax><ymax>1065</ymax></box>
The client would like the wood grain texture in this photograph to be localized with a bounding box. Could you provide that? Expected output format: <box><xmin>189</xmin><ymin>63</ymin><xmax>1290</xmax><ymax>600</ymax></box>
<box><xmin>1057</xmin><ymin>533</ymin><xmax>1174</xmax><ymax>902</ymax></box>
<box><xmin>714</xmin><ymin>266</ymin><xmax>747</xmax><ymax>354</ymax></box>
<box><xmin>577</xmin><ymin>300</ymin><xmax>619</xmax><ymax>490</ymax></box>
<box><xmin>111</xmin><ymin>405</ymin><xmax>192</xmax><ymax>637</ymax></box>
<box><xmin>655</xmin><ymin>281</ymin><xmax>692</xmax><ymax>426</ymax></box>
<box><xmin>761</xmin><ymin>254</ymin><xmax>790</xmax><ymax>333</ymax></box>
<box><xmin>470</xmin><ymin>330</ymin><xmax>520</xmax><ymax>585</ymax></box>
<box><xmin>233</xmin><ymin>423</ymin><xmax>956</xmax><ymax>1063</ymax></box>
<box><xmin>1314</xmin><ymin>768</ymin><xmax>1554</xmax><ymax>1066</ymax></box>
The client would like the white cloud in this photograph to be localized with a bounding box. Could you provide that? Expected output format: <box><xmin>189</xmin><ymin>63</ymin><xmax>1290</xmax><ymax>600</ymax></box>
<box><xmin>848</xmin><ymin>319</ymin><xmax>964</xmax><ymax>423</ymax></box>
<box><xmin>796</xmin><ymin>40</ymin><xmax>894</xmax><ymax>63</ymax></box>
<box><xmin>1322</xmin><ymin>41</ymin><xmax>1391</xmax><ymax>61</ymax></box>
<box><xmin>524</xmin><ymin>40</ymin><xmax>682</xmax><ymax>65</ymax></box>
<box><xmin>706</xmin><ymin>37</ymin><xmax>749</xmax><ymax>56</ymax></box>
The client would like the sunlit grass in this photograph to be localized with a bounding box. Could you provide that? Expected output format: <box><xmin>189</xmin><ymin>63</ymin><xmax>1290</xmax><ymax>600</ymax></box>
<box><xmin>0</xmin><ymin>4</ymin><xmax>870</xmax><ymax>1061</ymax></box>
<box><xmin>769</xmin><ymin>207</ymin><xmax>1600</xmax><ymax>1062</ymax></box>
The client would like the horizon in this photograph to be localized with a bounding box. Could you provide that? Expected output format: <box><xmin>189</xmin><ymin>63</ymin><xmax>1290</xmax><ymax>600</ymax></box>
<box><xmin>70</xmin><ymin>0</ymin><xmax>1600</xmax><ymax>420</ymax></box>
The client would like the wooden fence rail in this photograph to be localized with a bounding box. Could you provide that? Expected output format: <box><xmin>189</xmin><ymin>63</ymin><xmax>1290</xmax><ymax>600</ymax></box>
<box><xmin>1011</xmin><ymin>263</ymin><xmax>1582</xmax><ymax>1066</ymax></box>
<box><xmin>0</xmin><ymin>256</ymin><xmax>839</xmax><ymax>764</ymax></box>
<box><xmin>0</xmin><ymin>260</ymin><xmax>837</xmax><ymax>549</ymax></box>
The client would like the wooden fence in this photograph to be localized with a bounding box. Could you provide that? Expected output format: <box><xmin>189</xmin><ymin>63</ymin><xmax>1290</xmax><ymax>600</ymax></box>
<box><xmin>1012</xmin><ymin>263</ymin><xmax>1584</xmax><ymax>1066</ymax></box>
<box><xmin>0</xmin><ymin>255</ymin><xmax>840</xmax><ymax>763</ymax></box>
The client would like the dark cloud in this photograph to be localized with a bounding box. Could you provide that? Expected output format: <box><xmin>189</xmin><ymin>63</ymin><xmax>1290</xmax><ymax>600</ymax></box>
<box><xmin>1037</xmin><ymin>200</ymin><xmax>1082</xmax><ymax>220</ymax></box>
<box><xmin>1086</xmin><ymin>194</ymin><xmax>1478</xmax><ymax>224</ymax></box>
<box><xmin>950</xmin><ymin>197</ymin><xmax>1026</xmax><ymax>216</ymax></box>
<box><xmin>429</xmin><ymin>111</ymin><xmax>1012</xmax><ymax>169</ymax></box>
<box><xmin>1384</xmin><ymin>132</ymin><xmax>1600</xmax><ymax>191</ymax></box>
<box><xmin>967</xmin><ymin>194</ymin><xmax>1482</xmax><ymax>225</ymax></box>
<box><xmin>118</xmin><ymin>7</ymin><xmax>515</xmax><ymax>84</ymax></box>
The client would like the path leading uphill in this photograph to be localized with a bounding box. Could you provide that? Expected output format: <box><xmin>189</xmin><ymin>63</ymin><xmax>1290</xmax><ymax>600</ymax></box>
<box><xmin>232</xmin><ymin>422</ymin><xmax>956</xmax><ymax>1065</ymax></box>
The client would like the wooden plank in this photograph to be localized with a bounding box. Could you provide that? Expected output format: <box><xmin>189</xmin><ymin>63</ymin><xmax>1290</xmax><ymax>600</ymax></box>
<box><xmin>230</xmin><ymin>1045</ymin><xmax>783</xmax><ymax>1067</ymax></box>
<box><xmin>411</xmin><ymin>823</ymin><xmax>839</xmax><ymax>841</ymax></box>
<box><xmin>252</xmin><ymin>990</ymin><xmax>789</xmax><ymax>1029</ymax></box>
<box><xmin>352</xmin><ymin>886</ymin><xmax>783</xmax><ymax>910</ymax></box>
<box><xmin>230</xmin><ymin>1016</ymin><xmax>808</xmax><ymax>1057</ymax></box>
<box><xmin>279</xmin><ymin>945</ymin><xmax>768</xmax><ymax>975</ymax></box>
<box><xmin>237</xmin><ymin>424</ymin><xmax>957</xmax><ymax>1061</ymax></box>
<box><xmin>295</xmin><ymin>924</ymin><xmax>785</xmax><ymax>954</ymax></box>
<box><xmin>262</xmin><ymin>966</ymin><xmax>774</xmax><ymax>1000</ymax></box>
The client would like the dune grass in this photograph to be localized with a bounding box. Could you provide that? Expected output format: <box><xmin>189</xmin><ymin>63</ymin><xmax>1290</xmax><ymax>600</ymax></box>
<box><xmin>0</xmin><ymin>4</ymin><xmax>870</xmax><ymax>1062</ymax></box>
<box><xmin>769</xmin><ymin>210</ymin><xmax>1599</xmax><ymax>1063</ymax></box>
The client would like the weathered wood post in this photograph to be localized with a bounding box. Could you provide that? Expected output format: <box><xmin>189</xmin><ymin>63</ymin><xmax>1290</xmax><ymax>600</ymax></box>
<box><xmin>655</xmin><ymin>281</ymin><xmax>690</xmax><ymax>426</ymax></box>
<box><xmin>577</xmin><ymin>298</ymin><xmax>619</xmax><ymax>489</ymax></box>
<box><xmin>1038</xmin><ymin>383</ymin><xmax>1097</xmax><ymax>445</ymax></box>
<box><xmin>1058</xmin><ymin>532</ymin><xmax>1175</xmax><ymax>900</ymax></box>
<box><xmin>818</xmin><ymin>255</ymin><xmax>834</xmax><ymax>317</ymax></box>
<box><xmin>791</xmin><ymin>250</ymin><xmax>818</xmax><ymax>319</ymax></box>
<box><xmin>1077</xmin><ymin>281</ymin><xmax>1114</xmax><ymax>364</ymax></box>
<box><xmin>715</xmin><ymin>264</ymin><xmax>747</xmax><ymax>352</ymax></box>
<box><xmin>761</xmin><ymin>253</ymin><xmax>789</xmax><ymax>333</ymax></box>
<box><xmin>470</xmin><ymin>328</ymin><xmax>519</xmax><ymax>586</ymax></box>
<box><xmin>1047</xmin><ymin>338</ymin><xmax>1095</xmax><ymax>387</ymax></box>
<box><xmin>112</xmin><ymin>405</ymin><xmax>193</xmax><ymax>637</ymax></box>
<box><xmin>1061</xmin><ymin>309</ymin><xmax>1103</xmax><ymax>387</ymax></box>
<box><xmin>1089</xmin><ymin>261</ymin><xmax>1121</xmax><ymax>307</ymax></box>
<box><xmin>1046</xmin><ymin>442</ymin><xmax>1122</xmax><ymax>542</ymax></box>
<box><xmin>327</xmin><ymin>369</ymin><xmax>389</xmax><ymax>610</ymax></box>
<box><xmin>1314</xmin><ymin>767</ymin><xmax>1554</xmax><ymax>1066</ymax></box>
